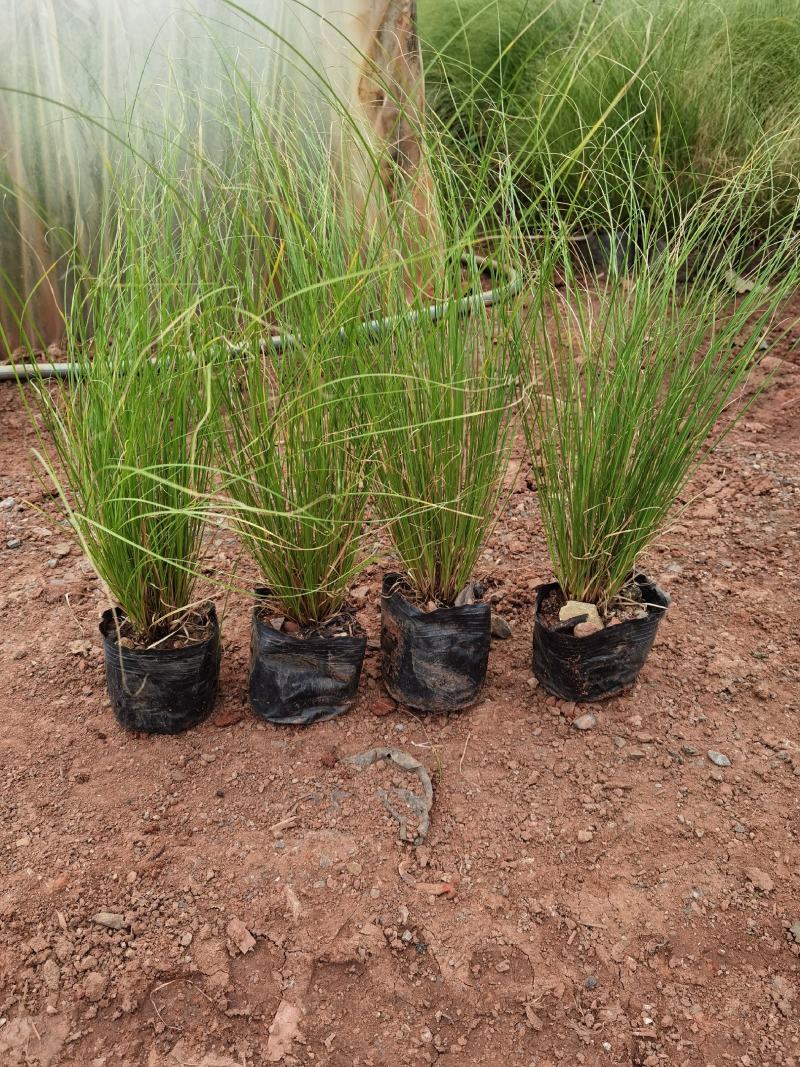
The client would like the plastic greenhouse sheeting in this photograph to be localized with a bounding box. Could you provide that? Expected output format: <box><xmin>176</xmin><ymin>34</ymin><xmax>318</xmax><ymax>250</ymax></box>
<box><xmin>0</xmin><ymin>0</ymin><xmax>425</xmax><ymax>352</ymax></box>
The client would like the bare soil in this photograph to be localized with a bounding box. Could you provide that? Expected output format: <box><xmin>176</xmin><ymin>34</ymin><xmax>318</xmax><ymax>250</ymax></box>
<box><xmin>1</xmin><ymin>322</ymin><xmax>799</xmax><ymax>1066</ymax></box>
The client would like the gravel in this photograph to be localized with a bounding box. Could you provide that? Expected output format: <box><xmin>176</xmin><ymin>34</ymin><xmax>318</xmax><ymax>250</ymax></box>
<box><xmin>708</xmin><ymin>750</ymin><xmax>731</xmax><ymax>767</ymax></box>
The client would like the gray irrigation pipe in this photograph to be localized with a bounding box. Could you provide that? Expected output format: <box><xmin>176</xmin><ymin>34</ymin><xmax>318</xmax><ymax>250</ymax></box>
<box><xmin>0</xmin><ymin>256</ymin><xmax>521</xmax><ymax>383</ymax></box>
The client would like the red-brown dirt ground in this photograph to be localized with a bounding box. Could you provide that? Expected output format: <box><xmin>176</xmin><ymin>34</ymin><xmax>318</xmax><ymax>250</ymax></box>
<box><xmin>1</xmin><ymin>315</ymin><xmax>799</xmax><ymax>1066</ymax></box>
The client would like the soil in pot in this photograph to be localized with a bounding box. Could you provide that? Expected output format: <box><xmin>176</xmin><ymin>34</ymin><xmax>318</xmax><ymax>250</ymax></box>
<box><xmin>533</xmin><ymin>574</ymin><xmax>670</xmax><ymax>702</ymax></box>
<box><xmin>249</xmin><ymin>590</ymin><xmax>366</xmax><ymax>725</ymax></box>
<box><xmin>100</xmin><ymin>604</ymin><xmax>220</xmax><ymax>733</ymax></box>
<box><xmin>380</xmin><ymin>572</ymin><xmax>491</xmax><ymax>712</ymax></box>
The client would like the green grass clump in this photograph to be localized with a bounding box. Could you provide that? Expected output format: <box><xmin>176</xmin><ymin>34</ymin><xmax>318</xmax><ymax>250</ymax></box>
<box><xmin>30</xmin><ymin>171</ymin><xmax>221</xmax><ymax>643</ymax></box>
<box><xmin>420</xmin><ymin>0</ymin><xmax>800</xmax><ymax>228</ymax></box>
<box><xmin>216</xmin><ymin>340</ymin><xmax>375</xmax><ymax>627</ymax></box>
<box><xmin>365</xmin><ymin>236</ymin><xmax>523</xmax><ymax>606</ymax></box>
<box><xmin>206</xmin><ymin>113</ymin><xmax>391</xmax><ymax>628</ymax></box>
<box><xmin>521</xmin><ymin>172</ymin><xmax>800</xmax><ymax>610</ymax></box>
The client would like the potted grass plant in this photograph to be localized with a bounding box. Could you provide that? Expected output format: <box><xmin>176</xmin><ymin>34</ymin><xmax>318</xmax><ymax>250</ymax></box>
<box><xmin>209</xmin><ymin>125</ymin><xmax>386</xmax><ymax>726</ymax></box>
<box><xmin>31</xmin><ymin>180</ymin><xmax>222</xmax><ymax>733</ymax></box>
<box><xmin>522</xmin><ymin>179</ymin><xmax>800</xmax><ymax>702</ymax></box>
<box><xmin>366</xmin><ymin>242</ymin><xmax>523</xmax><ymax>712</ymax></box>
<box><xmin>216</xmin><ymin>338</ymin><xmax>373</xmax><ymax>725</ymax></box>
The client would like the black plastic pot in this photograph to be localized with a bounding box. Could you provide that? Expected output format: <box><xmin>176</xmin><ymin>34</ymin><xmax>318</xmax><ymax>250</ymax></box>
<box><xmin>533</xmin><ymin>575</ymin><xmax>669</xmax><ymax>702</ymax></box>
<box><xmin>100</xmin><ymin>605</ymin><xmax>220</xmax><ymax>733</ymax></box>
<box><xmin>249</xmin><ymin>593</ymin><xmax>366</xmax><ymax>725</ymax></box>
<box><xmin>380</xmin><ymin>572</ymin><xmax>491</xmax><ymax>712</ymax></box>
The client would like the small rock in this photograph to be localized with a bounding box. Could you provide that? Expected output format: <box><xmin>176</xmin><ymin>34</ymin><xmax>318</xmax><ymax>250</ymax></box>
<box><xmin>41</xmin><ymin>958</ymin><xmax>61</xmax><ymax>992</ymax></box>
<box><xmin>577</xmin><ymin>830</ymin><xmax>594</xmax><ymax>843</ymax></box>
<box><xmin>708</xmin><ymin>750</ymin><xmax>731</xmax><ymax>768</ymax></box>
<box><xmin>226</xmin><ymin>917</ymin><xmax>256</xmax><ymax>955</ymax></box>
<box><xmin>371</xmin><ymin>696</ymin><xmax>396</xmax><ymax>717</ymax></box>
<box><xmin>53</xmin><ymin>937</ymin><xmax>73</xmax><ymax>962</ymax></box>
<box><xmin>788</xmin><ymin>922</ymin><xmax>800</xmax><ymax>944</ymax></box>
<box><xmin>572</xmin><ymin>713</ymin><xmax>597</xmax><ymax>731</ymax></box>
<box><xmin>0</xmin><ymin>496</ymin><xmax>15</xmax><ymax>510</ymax></box>
<box><xmin>211</xmin><ymin>706</ymin><xmax>245</xmax><ymax>728</ymax></box>
<box><xmin>744</xmin><ymin>867</ymin><xmax>774</xmax><ymax>894</ymax></box>
<box><xmin>91</xmin><ymin>911</ymin><xmax>126</xmax><ymax>931</ymax></box>
<box><xmin>584</xmin><ymin>975</ymin><xmax>598</xmax><ymax>990</ymax></box>
<box><xmin>6</xmin><ymin>538</ymin><xmax>21</xmax><ymax>549</ymax></box>
<box><xmin>200</xmin><ymin>753</ymin><xmax>216</xmax><ymax>764</ymax></box>
<box><xmin>454</xmin><ymin>582</ymin><xmax>477</xmax><ymax>607</ymax></box>
<box><xmin>53</xmin><ymin>542</ymin><xmax>72</xmax><ymax>557</ymax></box>
<box><xmin>83</xmin><ymin>971</ymin><xmax>108</xmax><ymax>1003</ymax></box>
<box><xmin>560</xmin><ymin>600</ymin><xmax>601</xmax><ymax>628</ymax></box>
<box><xmin>490</xmin><ymin>614</ymin><xmax>512</xmax><ymax>640</ymax></box>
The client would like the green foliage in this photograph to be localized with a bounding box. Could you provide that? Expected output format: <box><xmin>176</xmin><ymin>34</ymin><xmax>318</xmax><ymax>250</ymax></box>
<box><xmin>420</xmin><ymin>0</ymin><xmax>800</xmax><ymax>226</ymax></box>
<box><xmin>364</xmin><ymin>244</ymin><xmax>523</xmax><ymax>606</ymax></box>
<box><xmin>521</xmin><ymin>172</ymin><xmax>800</xmax><ymax>608</ymax></box>
<box><xmin>30</xmin><ymin>169</ymin><xmax>221</xmax><ymax>643</ymax></box>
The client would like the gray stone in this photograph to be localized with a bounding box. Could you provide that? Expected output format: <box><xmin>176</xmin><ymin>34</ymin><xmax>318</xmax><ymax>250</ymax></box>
<box><xmin>0</xmin><ymin>497</ymin><xmax>15</xmax><ymax>510</ymax></box>
<box><xmin>91</xmin><ymin>911</ymin><xmax>126</xmax><ymax>931</ymax></box>
<box><xmin>454</xmin><ymin>582</ymin><xmax>477</xmax><ymax>607</ymax></box>
<box><xmin>708</xmin><ymin>750</ymin><xmax>731</xmax><ymax>767</ymax></box>
<box><xmin>490</xmin><ymin>614</ymin><xmax>512</xmax><ymax>640</ymax></box>
<box><xmin>572</xmin><ymin>713</ymin><xmax>597</xmax><ymax>731</ymax></box>
<box><xmin>584</xmin><ymin>975</ymin><xmax>598</xmax><ymax>990</ymax></box>
<box><xmin>6</xmin><ymin>538</ymin><xmax>21</xmax><ymax>549</ymax></box>
<box><xmin>789</xmin><ymin>922</ymin><xmax>800</xmax><ymax>944</ymax></box>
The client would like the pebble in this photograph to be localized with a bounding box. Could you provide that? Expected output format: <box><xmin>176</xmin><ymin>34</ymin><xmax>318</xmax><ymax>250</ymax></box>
<box><xmin>572</xmin><ymin>713</ymin><xmax>597</xmax><ymax>731</ymax></box>
<box><xmin>41</xmin><ymin>958</ymin><xmax>60</xmax><ymax>992</ymax></box>
<box><xmin>6</xmin><ymin>538</ymin><xmax>21</xmax><ymax>549</ymax></box>
<box><xmin>744</xmin><ymin>867</ymin><xmax>774</xmax><ymax>894</ymax></box>
<box><xmin>584</xmin><ymin>975</ymin><xmax>598</xmax><ymax>989</ymax></box>
<box><xmin>559</xmin><ymin>600</ymin><xmax>602</xmax><ymax>629</ymax></box>
<box><xmin>92</xmin><ymin>911</ymin><xmax>126</xmax><ymax>931</ymax></box>
<box><xmin>82</xmin><ymin>971</ymin><xmax>108</xmax><ymax>1003</ymax></box>
<box><xmin>0</xmin><ymin>497</ymin><xmax>15</xmax><ymax>510</ymax></box>
<box><xmin>53</xmin><ymin>542</ymin><xmax>71</xmax><ymax>557</ymax></box>
<box><xmin>789</xmin><ymin>922</ymin><xmax>800</xmax><ymax>944</ymax></box>
<box><xmin>490</xmin><ymin>614</ymin><xmax>512</xmax><ymax>640</ymax></box>
<box><xmin>577</xmin><ymin>830</ymin><xmax>594</xmax><ymax>843</ymax></box>
<box><xmin>708</xmin><ymin>750</ymin><xmax>731</xmax><ymax>767</ymax></box>
<box><xmin>612</xmin><ymin>736</ymin><xmax>626</xmax><ymax>748</ymax></box>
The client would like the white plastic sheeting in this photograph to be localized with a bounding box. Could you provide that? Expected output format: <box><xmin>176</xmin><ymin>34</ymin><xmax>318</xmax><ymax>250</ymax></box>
<box><xmin>0</xmin><ymin>0</ymin><xmax>426</xmax><ymax>350</ymax></box>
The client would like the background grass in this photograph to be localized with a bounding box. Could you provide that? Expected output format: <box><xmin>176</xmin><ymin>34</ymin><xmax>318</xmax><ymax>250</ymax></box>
<box><xmin>419</xmin><ymin>0</ymin><xmax>800</xmax><ymax>228</ymax></box>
